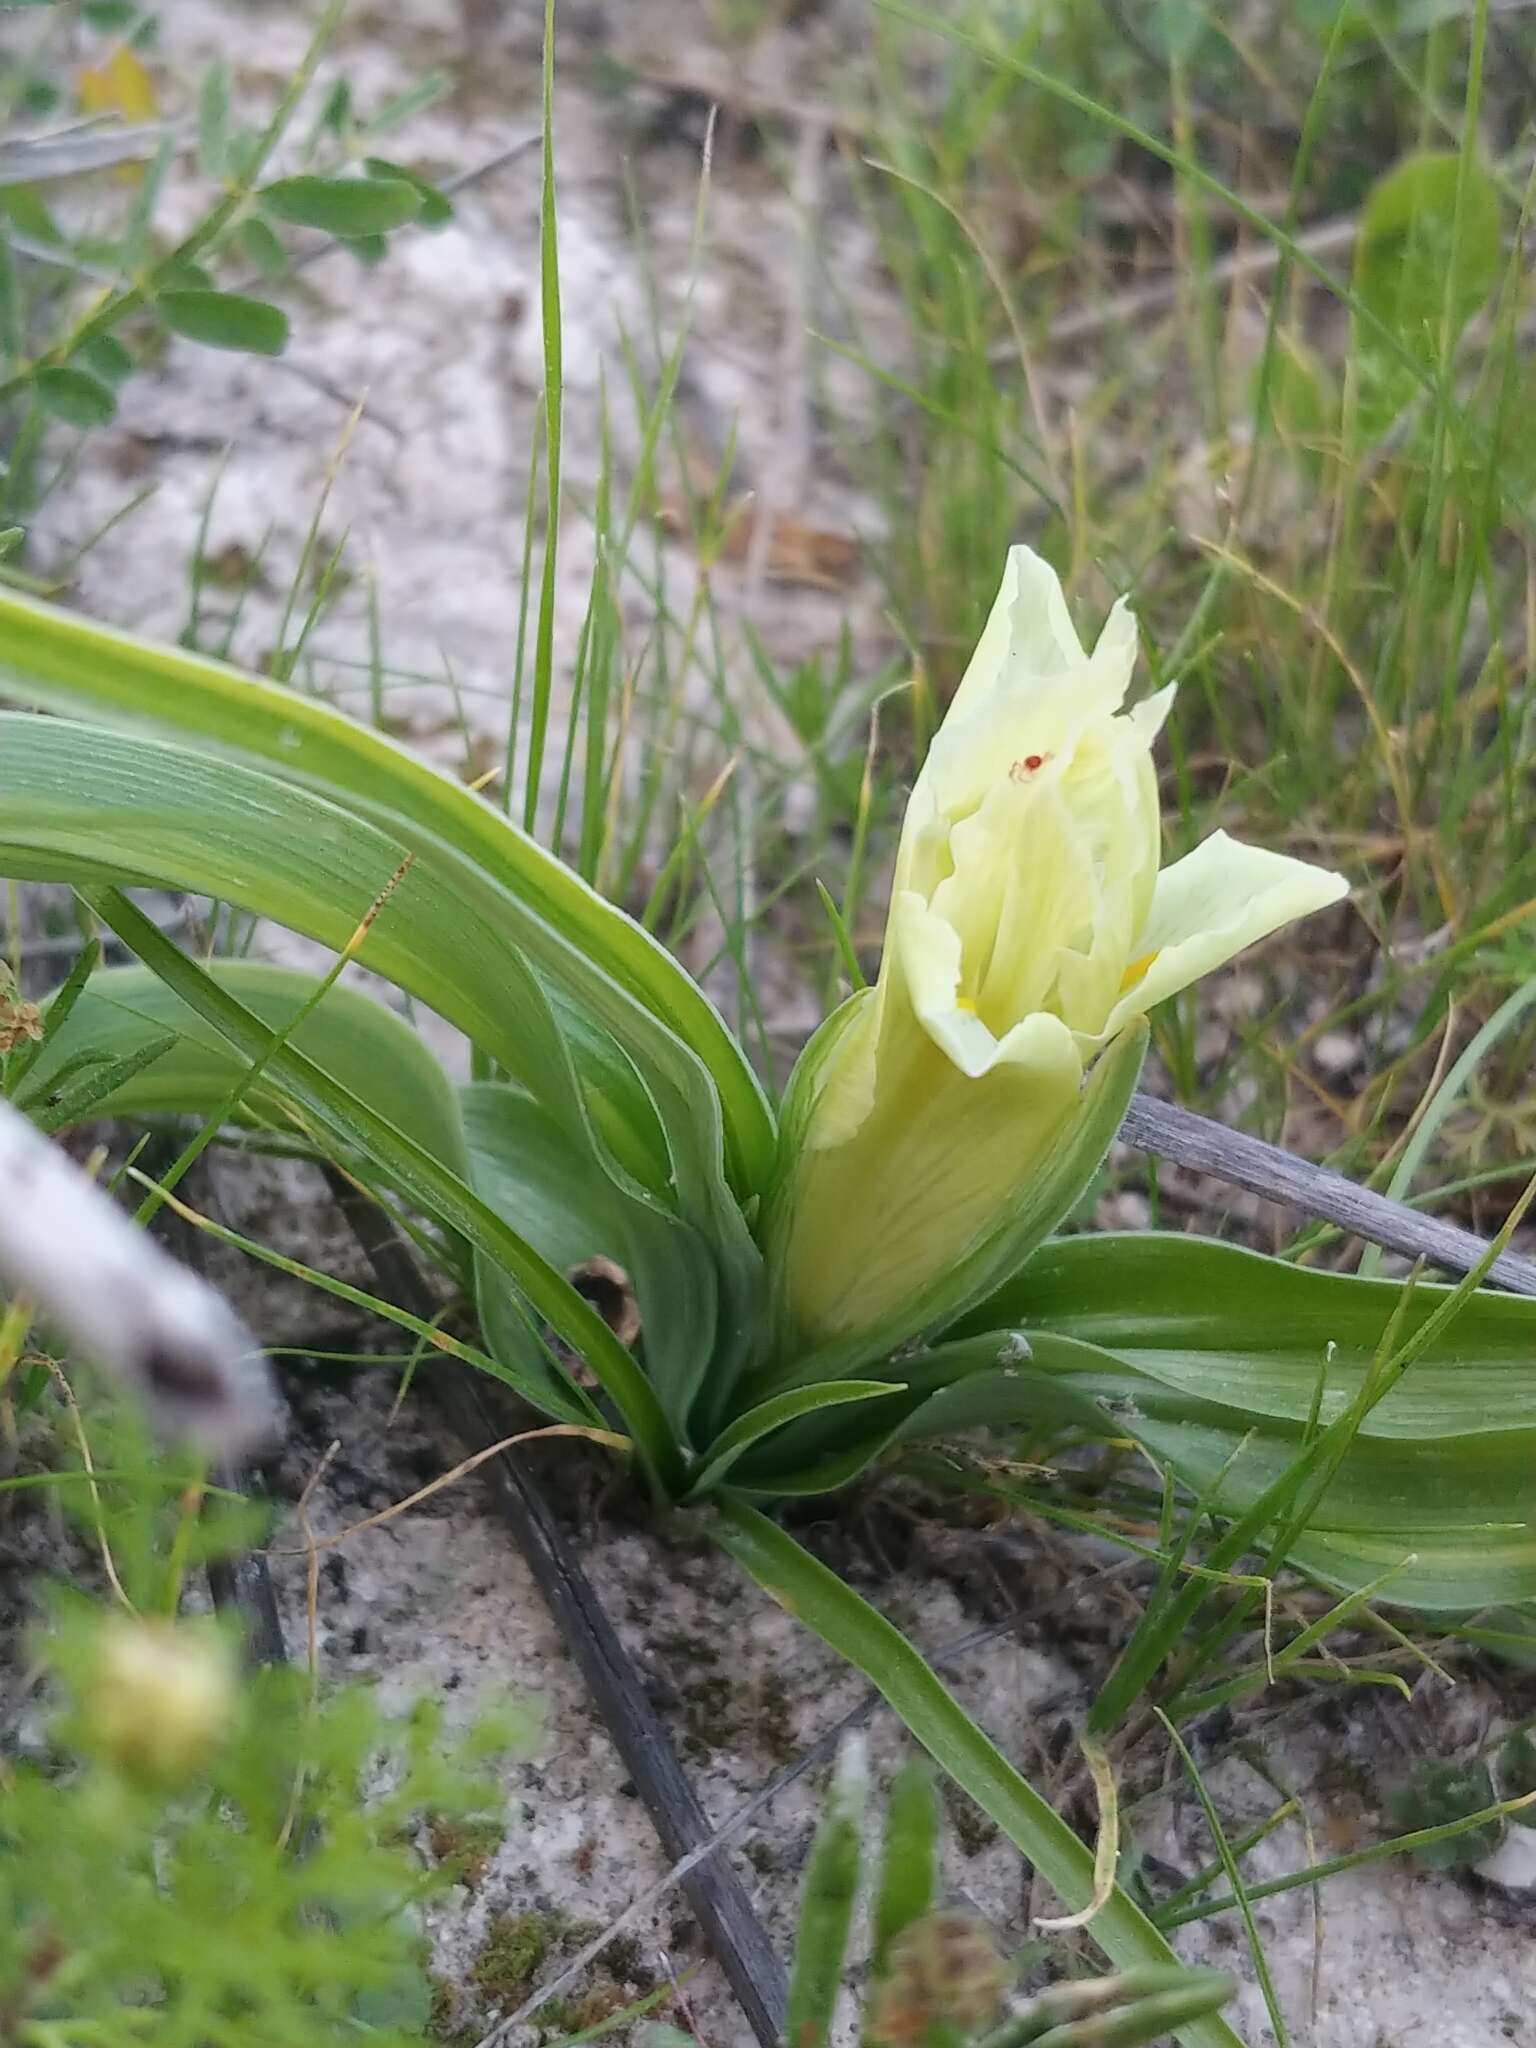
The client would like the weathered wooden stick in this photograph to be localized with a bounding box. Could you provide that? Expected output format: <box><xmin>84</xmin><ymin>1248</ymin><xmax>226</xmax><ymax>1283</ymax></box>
<box><xmin>1119</xmin><ymin>1094</ymin><xmax>1536</xmax><ymax>1296</ymax></box>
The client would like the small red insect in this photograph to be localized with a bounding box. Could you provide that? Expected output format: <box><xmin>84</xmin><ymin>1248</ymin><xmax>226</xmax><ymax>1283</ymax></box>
<box><xmin>1009</xmin><ymin>751</ymin><xmax>1051</xmax><ymax>782</ymax></box>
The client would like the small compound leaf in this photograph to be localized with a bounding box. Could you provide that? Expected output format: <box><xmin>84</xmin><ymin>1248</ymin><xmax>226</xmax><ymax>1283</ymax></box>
<box><xmin>197</xmin><ymin>60</ymin><xmax>231</xmax><ymax>176</ymax></box>
<box><xmin>75</xmin><ymin>332</ymin><xmax>133</xmax><ymax>386</ymax></box>
<box><xmin>238</xmin><ymin>215</ymin><xmax>287</xmax><ymax>278</ymax></box>
<box><xmin>318</xmin><ymin>78</ymin><xmax>353</xmax><ymax>136</ymax></box>
<box><xmin>158</xmin><ymin>256</ymin><xmax>215</xmax><ymax>294</ymax></box>
<box><xmin>1386</xmin><ymin>1760</ymin><xmax>1504</xmax><ymax>1871</ymax></box>
<box><xmin>1353</xmin><ymin>150</ymin><xmax>1502</xmax><ymax>441</ymax></box>
<box><xmin>1355</xmin><ymin>151</ymin><xmax>1502</xmax><ymax>351</ymax></box>
<box><xmin>159</xmin><ymin>287</ymin><xmax>289</xmax><ymax>356</ymax></box>
<box><xmin>34</xmin><ymin>363</ymin><xmax>115</xmax><ymax>426</ymax></box>
<box><xmin>364</xmin><ymin>154</ymin><xmax>453</xmax><ymax>227</ymax></box>
<box><xmin>259</xmin><ymin>172</ymin><xmax>421</xmax><ymax>237</ymax></box>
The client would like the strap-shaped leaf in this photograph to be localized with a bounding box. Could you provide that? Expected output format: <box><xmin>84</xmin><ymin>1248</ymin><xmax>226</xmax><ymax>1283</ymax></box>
<box><xmin>727</xmin><ymin>1233</ymin><xmax>1536</xmax><ymax>1607</ymax></box>
<box><xmin>27</xmin><ymin>962</ymin><xmax>465</xmax><ymax>1172</ymax></box>
<box><xmin>725</xmin><ymin>1331</ymin><xmax>1104</xmax><ymax>1497</ymax></box>
<box><xmin>0</xmin><ymin>713</ymin><xmax>658</xmax><ymax>1182</ymax></box>
<box><xmin>461</xmin><ymin>1081</ymin><xmax>724</xmax><ymax>1441</ymax></box>
<box><xmin>0</xmin><ymin>714</ymin><xmax>764</xmax><ymax>1406</ymax></box>
<box><xmin>920</xmin><ymin>1252</ymin><xmax>1536</xmax><ymax>1610</ymax></box>
<box><xmin>963</xmin><ymin>1231</ymin><xmax>1536</xmax><ymax>1436</ymax></box>
<box><xmin>685</xmin><ymin>1379</ymin><xmax>903</xmax><ymax>1498</ymax></box>
<box><xmin>709</xmin><ymin>1501</ymin><xmax>1246</xmax><ymax>2048</ymax></box>
<box><xmin>0</xmin><ymin>588</ymin><xmax>774</xmax><ymax>1198</ymax></box>
<box><xmin>77</xmin><ymin>885</ymin><xmax>685</xmax><ymax>1491</ymax></box>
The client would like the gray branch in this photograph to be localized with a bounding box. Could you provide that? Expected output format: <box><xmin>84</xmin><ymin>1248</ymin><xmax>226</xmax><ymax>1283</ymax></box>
<box><xmin>1119</xmin><ymin>1094</ymin><xmax>1536</xmax><ymax>1296</ymax></box>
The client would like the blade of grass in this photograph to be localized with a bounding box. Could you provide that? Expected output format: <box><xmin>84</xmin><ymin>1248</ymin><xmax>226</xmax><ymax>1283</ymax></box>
<box><xmin>1157</xmin><ymin>1712</ymin><xmax>1289</xmax><ymax>2046</ymax></box>
<box><xmin>1359</xmin><ymin>971</ymin><xmax>1536</xmax><ymax>1277</ymax></box>
<box><xmin>523</xmin><ymin>0</ymin><xmax>563</xmax><ymax>836</ymax></box>
<box><xmin>1157</xmin><ymin>1789</ymin><xmax>1536</xmax><ymax>1932</ymax></box>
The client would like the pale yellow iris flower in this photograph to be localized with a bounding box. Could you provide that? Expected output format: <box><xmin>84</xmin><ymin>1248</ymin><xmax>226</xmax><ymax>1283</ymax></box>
<box><xmin>771</xmin><ymin>545</ymin><xmax>1348</xmax><ymax>1358</ymax></box>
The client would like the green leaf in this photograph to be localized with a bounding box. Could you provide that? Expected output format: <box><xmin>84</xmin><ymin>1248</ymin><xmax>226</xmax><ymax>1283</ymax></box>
<box><xmin>1007</xmin><ymin>1967</ymin><xmax>1238</xmax><ymax>2048</ymax></box>
<box><xmin>462</xmin><ymin>1080</ymin><xmax>728</xmax><ymax>1438</ymax></box>
<box><xmin>158</xmin><ymin>257</ymin><xmax>215</xmax><ymax>294</ymax></box>
<box><xmin>709</xmin><ymin>1502</ymin><xmax>1246</xmax><ymax>2048</ymax></box>
<box><xmin>5</xmin><ymin>935</ymin><xmax>98</xmax><ymax>1096</ymax></box>
<box><xmin>25</xmin><ymin>1032</ymin><xmax>179</xmax><ymax>1134</ymax></box>
<box><xmin>1498</xmin><ymin>1730</ymin><xmax>1536</xmax><ymax>1825</ymax></box>
<box><xmin>1352</xmin><ymin>149</ymin><xmax>1501</xmax><ymax>437</ymax></box>
<box><xmin>0</xmin><ymin>715</ymin><xmax>607</xmax><ymax>1165</ymax></box>
<box><xmin>197</xmin><ymin>61</ymin><xmax>231</xmax><ymax>176</ymax></box>
<box><xmin>25</xmin><ymin>962</ymin><xmax>466</xmax><ymax>1172</ymax></box>
<box><xmin>1355</xmin><ymin>150</ymin><xmax>1502</xmax><ymax>352</ymax></box>
<box><xmin>33</xmin><ymin>365</ymin><xmax>115</xmax><ymax>427</ymax></box>
<box><xmin>724</xmin><ymin>1329</ymin><xmax>1099</xmax><ymax>1497</ymax></box>
<box><xmin>121</xmin><ymin>136</ymin><xmax>172</xmax><ymax>276</ymax></box>
<box><xmin>84</xmin><ymin>885</ymin><xmax>683</xmax><ymax>1487</ymax></box>
<box><xmin>967</xmin><ymin>1232</ymin><xmax>1536</xmax><ymax>1436</ymax></box>
<box><xmin>0</xmin><ymin>720</ymin><xmax>747</xmax><ymax>1417</ymax></box>
<box><xmin>686</xmin><ymin>1380</ymin><xmax>903</xmax><ymax>1498</ymax></box>
<box><xmin>363</xmin><ymin>155</ymin><xmax>453</xmax><ymax>227</ymax></box>
<box><xmin>159</xmin><ymin>288</ymin><xmax>289</xmax><ymax>356</ymax></box>
<box><xmin>0</xmin><ymin>184</ymin><xmax>62</xmax><ymax>248</ymax></box>
<box><xmin>75</xmin><ymin>333</ymin><xmax>134</xmax><ymax>387</ymax></box>
<box><xmin>238</xmin><ymin>215</ymin><xmax>288</xmax><ymax>278</ymax></box>
<box><xmin>1386</xmin><ymin>1761</ymin><xmax>1504</xmax><ymax>1870</ymax></box>
<box><xmin>951</xmin><ymin>1233</ymin><xmax>1536</xmax><ymax>1610</ymax></box>
<box><xmin>259</xmin><ymin>173</ymin><xmax>422</xmax><ymax>236</ymax></box>
<box><xmin>364</xmin><ymin>73</ymin><xmax>451</xmax><ymax>136</ymax></box>
<box><xmin>0</xmin><ymin>706</ymin><xmax>765</xmax><ymax>1435</ymax></box>
<box><xmin>0</xmin><ymin>592</ymin><xmax>774</xmax><ymax>1202</ymax></box>
<box><xmin>0</xmin><ymin>597</ymin><xmax>773</xmax><ymax>1422</ymax></box>
<box><xmin>871</xmin><ymin>1761</ymin><xmax>939</xmax><ymax>1968</ymax></box>
<box><xmin>318</xmin><ymin>78</ymin><xmax>353</xmax><ymax>136</ymax></box>
<box><xmin>784</xmin><ymin>1737</ymin><xmax>867</xmax><ymax>2048</ymax></box>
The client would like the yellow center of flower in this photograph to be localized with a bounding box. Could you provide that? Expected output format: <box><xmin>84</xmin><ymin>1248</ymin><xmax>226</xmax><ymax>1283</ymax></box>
<box><xmin>1119</xmin><ymin>950</ymin><xmax>1159</xmax><ymax>993</ymax></box>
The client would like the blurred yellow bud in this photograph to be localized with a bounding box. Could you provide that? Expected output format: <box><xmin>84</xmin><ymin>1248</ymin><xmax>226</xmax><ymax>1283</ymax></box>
<box><xmin>84</xmin><ymin>1618</ymin><xmax>236</xmax><ymax>1784</ymax></box>
<box><xmin>768</xmin><ymin>546</ymin><xmax>1347</xmax><ymax>1363</ymax></box>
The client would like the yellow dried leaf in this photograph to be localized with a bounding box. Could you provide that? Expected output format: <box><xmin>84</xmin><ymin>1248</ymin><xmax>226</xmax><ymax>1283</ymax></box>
<box><xmin>79</xmin><ymin>46</ymin><xmax>159</xmax><ymax>167</ymax></box>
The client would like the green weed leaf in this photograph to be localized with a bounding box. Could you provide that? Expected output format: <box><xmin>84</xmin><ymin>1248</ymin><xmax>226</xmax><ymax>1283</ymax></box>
<box><xmin>34</xmin><ymin>364</ymin><xmax>115</xmax><ymax>426</ymax></box>
<box><xmin>1353</xmin><ymin>149</ymin><xmax>1501</xmax><ymax>436</ymax></box>
<box><xmin>259</xmin><ymin>172</ymin><xmax>422</xmax><ymax>236</ymax></box>
<box><xmin>159</xmin><ymin>287</ymin><xmax>290</xmax><ymax>356</ymax></box>
<box><xmin>363</xmin><ymin>154</ymin><xmax>453</xmax><ymax>227</ymax></box>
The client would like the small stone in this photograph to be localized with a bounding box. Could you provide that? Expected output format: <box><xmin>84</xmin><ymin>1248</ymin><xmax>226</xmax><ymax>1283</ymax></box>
<box><xmin>1313</xmin><ymin>1030</ymin><xmax>1360</xmax><ymax>1076</ymax></box>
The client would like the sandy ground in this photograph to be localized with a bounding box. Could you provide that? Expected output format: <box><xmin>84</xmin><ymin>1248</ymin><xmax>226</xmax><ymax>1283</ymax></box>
<box><xmin>10</xmin><ymin>2</ymin><xmax>1536</xmax><ymax>2044</ymax></box>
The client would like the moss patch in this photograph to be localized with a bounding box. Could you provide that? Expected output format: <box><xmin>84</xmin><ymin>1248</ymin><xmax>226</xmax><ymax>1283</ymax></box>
<box><xmin>471</xmin><ymin>1910</ymin><xmax>558</xmax><ymax>2003</ymax></box>
<box><xmin>427</xmin><ymin>1815</ymin><xmax>505</xmax><ymax>1890</ymax></box>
